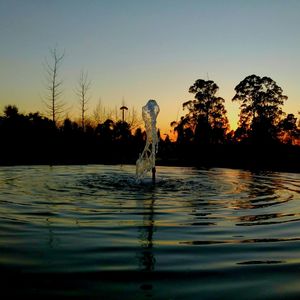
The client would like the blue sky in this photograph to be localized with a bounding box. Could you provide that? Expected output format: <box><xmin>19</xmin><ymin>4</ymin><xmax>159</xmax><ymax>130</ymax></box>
<box><xmin>0</xmin><ymin>0</ymin><xmax>299</xmax><ymax>134</ymax></box>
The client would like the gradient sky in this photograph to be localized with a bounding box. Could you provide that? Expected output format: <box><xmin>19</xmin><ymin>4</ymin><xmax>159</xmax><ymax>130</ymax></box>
<box><xmin>0</xmin><ymin>0</ymin><xmax>299</xmax><ymax>135</ymax></box>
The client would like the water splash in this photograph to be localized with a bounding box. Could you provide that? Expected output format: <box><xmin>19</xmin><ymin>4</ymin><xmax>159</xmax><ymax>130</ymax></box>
<box><xmin>136</xmin><ymin>100</ymin><xmax>160</xmax><ymax>180</ymax></box>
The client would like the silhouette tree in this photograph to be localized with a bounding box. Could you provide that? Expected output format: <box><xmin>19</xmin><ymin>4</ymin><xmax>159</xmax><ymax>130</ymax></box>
<box><xmin>170</xmin><ymin>117</ymin><xmax>194</xmax><ymax>144</ymax></box>
<box><xmin>76</xmin><ymin>70</ymin><xmax>91</xmax><ymax>131</ymax></box>
<box><xmin>127</xmin><ymin>107</ymin><xmax>143</xmax><ymax>131</ymax></box>
<box><xmin>232</xmin><ymin>75</ymin><xmax>287</xmax><ymax>144</ymax></box>
<box><xmin>0</xmin><ymin>105</ymin><xmax>58</xmax><ymax>164</ymax></box>
<box><xmin>4</xmin><ymin>105</ymin><xmax>19</xmax><ymax>118</ymax></box>
<box><xmin>2</xmin><ymin>105</ymin><xmax>27</xmax><ymax>137</ymax></box>
<box><xmin>179</xmin><ymin>79</ymin><xmax>229</xmax><ymax>144</ymax></box>
<box><xmin>278</xmin><ymin>113</ymin><xmax>299</xmax><ymax>144</ymax></box>
<box><xmin>43</xmin><ymin>47</ymin><xmax>66</xmax><ymax>125</ymax></box>
<box><xmin>115</xmin><ymin>120</ymin><xmax>131</xmax><ymax>141</ymax></box>
<box><xmin>96</xmin><ymin>119</ymin><xmax>115</xmax><ymax>143</ymax></box>
<box><xmin>132</xmin><ymin>127</ymin><xmax>146</xmax><ymax>155</ymax></box>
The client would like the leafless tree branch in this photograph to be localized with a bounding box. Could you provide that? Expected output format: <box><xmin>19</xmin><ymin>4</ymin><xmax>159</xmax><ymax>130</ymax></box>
<box><xmin>43</xmin><ymin>46</ymin><xmax>66</xmax><ymax>124</ymax></box>
<box><xmin>76</xmin><ymin>70</ymin><xmax>91</xmax><ymax>131</ymax></box>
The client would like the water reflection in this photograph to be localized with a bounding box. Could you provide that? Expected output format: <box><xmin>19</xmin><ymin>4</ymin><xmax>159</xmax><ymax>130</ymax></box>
<box><xmin>1</xmin><ymin>165</ymin><xmax>300</xmax><ymax>299</ymax></box>
<box><xmin>136</xmin><ymin>195</ymin><xmax>156</xmax><ymax>299</ymax></box>
<box><xmin>233</xmin><ymin>170</ymin><xmax>296</xmax><ymax>226</ymax></box>
<box><xmin>138</xmin><ymin>196</ymin><xmax>156</xmax><ymax>272</ymax></box>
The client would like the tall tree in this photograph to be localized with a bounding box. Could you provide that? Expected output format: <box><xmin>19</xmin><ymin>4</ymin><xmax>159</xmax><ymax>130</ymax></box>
<box><xmin>43</xmin><ymin>47</ymin><xmax>66</xmax><ymax>125</ymax></box>
<box><xmin>278</xmin><ymin>113</ymin><xmax>299</xmax><ymax>144</ymax></box>
<box><xmin>232</xmin><ymin>75</ymin><xmax>287</xmax><ymax>143</ymax></box>
<box><xmin>76</xmin><ymin>70</ymin><xmax>91</xmax><ymax>131</ymax></box>
<box><xmin>180</xmin><ymin>79</ymin><xmax>229</xmax><ymax>144</ymax></box>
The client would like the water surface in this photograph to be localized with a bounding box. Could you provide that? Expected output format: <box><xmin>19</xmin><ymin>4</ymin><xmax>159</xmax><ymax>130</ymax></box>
<box><xmin>0</xmin><ymin>165</ymin><xmax>300</xmax><ymax>299</ymax></box>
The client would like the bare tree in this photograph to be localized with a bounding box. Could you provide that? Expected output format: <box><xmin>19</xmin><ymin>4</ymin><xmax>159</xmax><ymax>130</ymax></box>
<box><xmin>113</xmin><ymin>105</ymin><xmax>119</xmax><ymax>122</ymax></box>
<box><xmin>127</xmin><ymin>107</ymin><xmax>142</xmax><ymax>130</ymax></box>
<box><xmin>76</xmin><ymin>70</ymin><xmax>91</xmax><ymax>131</ymax></box>
<box><xmin>93</xmin><ymin>98</ymin><xmax>103</xmax><ymax>125</ymax></box>
<box><xmin>93</xmin><ymin>98</ymin><xmax>113</xmax><ymax>125</ymax></box>
<box><xmin>92</xmin><ymin>98</ymin><xmax>142</xmax><ymax>130</ymax></box>
<box><xmin>43</xmin><ymin>47</ymin><xmax>66</xmax><ymax>125</ymax></box>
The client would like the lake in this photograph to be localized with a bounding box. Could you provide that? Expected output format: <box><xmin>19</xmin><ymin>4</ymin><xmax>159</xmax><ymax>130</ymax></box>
<box><xmin>0</xmin><ymin>165</ymin><xmax>300</xmax><ymax>299</ymax></box>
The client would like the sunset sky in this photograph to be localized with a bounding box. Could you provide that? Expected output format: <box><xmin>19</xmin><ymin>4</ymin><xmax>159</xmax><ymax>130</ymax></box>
<box><xmin>0</xmin><ymin>0</ymin><xmax>299</xmax><ymax>136</ymax></box>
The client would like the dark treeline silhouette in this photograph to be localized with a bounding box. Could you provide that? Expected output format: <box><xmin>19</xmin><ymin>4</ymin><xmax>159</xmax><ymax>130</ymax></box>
<box><xmin>169</xmin><ymin>75</ymin><xmax>300</xmax><ymax>172</ymax></box>
<box><xmin>0</xmin><ymin>105</ymin><xmax>148</xmax><ymax>165</ymax></box>
<box><xmin>1</xmin><ymin>74</ymin><xmax>299</xmax><ymax>172</ymax></box>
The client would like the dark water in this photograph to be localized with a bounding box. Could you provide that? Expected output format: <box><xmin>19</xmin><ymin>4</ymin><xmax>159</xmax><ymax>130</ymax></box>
<box><xmin>0</xmin><ymin>165</ymin><xmax>300</xmax><ymax>299</ymax></box>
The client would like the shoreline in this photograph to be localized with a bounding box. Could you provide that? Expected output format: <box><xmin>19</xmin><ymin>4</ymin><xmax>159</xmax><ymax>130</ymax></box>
<box><xmin>1</xmin><ymin>159</ymin><xmax>299</xmax><ymax>174</ymax></box>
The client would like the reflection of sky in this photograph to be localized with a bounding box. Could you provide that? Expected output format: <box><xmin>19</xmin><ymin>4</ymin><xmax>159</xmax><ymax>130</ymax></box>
<box><xmin>0</xmin><ymin>0</ymin><xmax>299</xmax><ymax>134</ymax></box>
<box><xmin>0</xmin><ymin>164</ymin><xmax>299</xmax><ymax>275</ymax></box>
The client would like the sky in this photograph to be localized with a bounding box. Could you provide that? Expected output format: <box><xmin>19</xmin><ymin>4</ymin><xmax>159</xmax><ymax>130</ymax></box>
<box><xmin>0</xmin><ymin>0</ymin><xmax>299</xmax><ymax>136</ymax></box>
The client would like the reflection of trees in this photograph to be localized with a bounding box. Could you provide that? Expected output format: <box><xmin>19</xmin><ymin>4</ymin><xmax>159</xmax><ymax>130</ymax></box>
<box><xmin>137</xmin><ymin>197</ymin><xmax>156</xmax><ymax>272</ymax></box>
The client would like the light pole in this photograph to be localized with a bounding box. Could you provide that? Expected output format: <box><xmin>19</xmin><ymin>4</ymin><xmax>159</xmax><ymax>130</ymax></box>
<box><xmin>120</xmin><ymin>105</ymin><xmax>128</xmax><ymax>122</ymax></box>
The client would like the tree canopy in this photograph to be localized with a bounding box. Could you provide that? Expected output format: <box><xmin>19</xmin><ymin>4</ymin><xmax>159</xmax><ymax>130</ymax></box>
<box><xmin>232</xmin><ymin>74</ymin><xmax>288</xmax><ymax>143</ymax></box>
<box><xmin>174</xmin><ymin>79</ymin><xmax>229</xmax><ymax>144</ymax></box>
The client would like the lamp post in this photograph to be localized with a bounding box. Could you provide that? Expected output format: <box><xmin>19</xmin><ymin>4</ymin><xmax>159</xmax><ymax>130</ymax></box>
<box><xmin>120</xmin><ymin>105</ymin><xmax>128</xmax><ymax>122</ymax></box>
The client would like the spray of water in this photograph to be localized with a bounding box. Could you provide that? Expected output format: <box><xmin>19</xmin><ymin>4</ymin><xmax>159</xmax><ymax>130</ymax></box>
<box><xmin>136</xmin><ymin>100</ymin><xmax>160</xmax><ymax>180</ymax></box>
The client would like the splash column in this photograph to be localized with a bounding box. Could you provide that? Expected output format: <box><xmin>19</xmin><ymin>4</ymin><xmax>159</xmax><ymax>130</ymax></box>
<box><xmin>136</xmin><ymin>100</ymin><xmax>160</xmax><ymax>182</ymax></box>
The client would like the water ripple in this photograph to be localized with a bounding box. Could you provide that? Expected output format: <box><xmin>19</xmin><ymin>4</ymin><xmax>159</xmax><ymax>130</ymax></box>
<box><xmin>0</xmin><ymin>165</ymin><xmax>300</xmax><ymax>298</ymax></box>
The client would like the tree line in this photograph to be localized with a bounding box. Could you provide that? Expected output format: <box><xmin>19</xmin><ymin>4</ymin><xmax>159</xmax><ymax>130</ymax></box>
<box><xmin>40</xmin><ymin>47</ymin><xmax>300</xmax><ymax>147</ymax></box>
<box><xmin>0</xmin><ymin>72</ymin><xmax>299</xmax><ymax>172</ymax></box>
<box><xmin>172</xmin><ymin>75</ymin><xmax>299</xmax><ymax>146</ymax></box>
<box><xmin>0</xmin><ymin>104</ymin><xmax>148</xmax><ymax>165</ymax></box>
<box><xmin>168</xmin><ymin>75</ymin><xmax>299</xmax><ymax>172</ymax></box>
